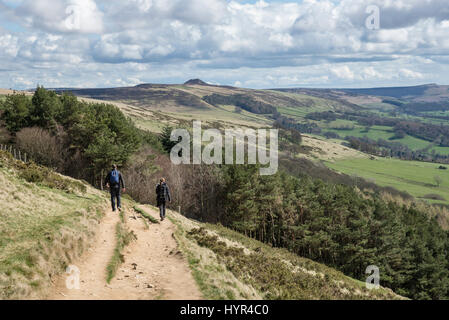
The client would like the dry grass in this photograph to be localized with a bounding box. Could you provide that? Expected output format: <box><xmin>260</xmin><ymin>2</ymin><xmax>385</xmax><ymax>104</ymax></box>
<box><xmin>0</xmin><ymin>89</ymin><xmax>32</xmax><ymax>96</ymax></box>
<box><xmin>79</xmin><ymin>96</ymin><xmax>269</xmax><ymax>133</ymax></box>
<box><xmin>299</xmin><ymin>134</ymin><xmax>369</xmax><ymax>162</ymax></box>
<box><xmin>0</xmin><ymin>151</ymin><xmax>108</xmax><ymax>299</ymax></box>
<box><xmin>167</xmin><ymin>208</ymin><xmax>262</xmax><ymax>300</ymax></box>
<box><xmin>167</xmin><ymin>207</ymin><xmax>404</xmax><ymax>300</ymax></box>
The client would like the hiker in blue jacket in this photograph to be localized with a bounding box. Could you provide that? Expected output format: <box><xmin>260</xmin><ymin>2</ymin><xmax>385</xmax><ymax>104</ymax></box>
<box><xmin>105</xmin><ymin>164</ymin><xmax>126</xmax><ymax>212</ymax></box>
<box><xmin>156</xmin><ymin>178</ymin><xmax>171</xmax><ymax>221</ymax></box>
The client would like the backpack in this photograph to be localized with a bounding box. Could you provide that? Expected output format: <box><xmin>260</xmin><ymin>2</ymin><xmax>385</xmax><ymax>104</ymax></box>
<box><xmin>110</xmin><ymin>170</ymin><xmax>120</xmax><ymax>185</ymax></box>
<box><xmin>157</xmin><ymin>183</ymin><xmax>166</xmax><ymax>200</ymax></box>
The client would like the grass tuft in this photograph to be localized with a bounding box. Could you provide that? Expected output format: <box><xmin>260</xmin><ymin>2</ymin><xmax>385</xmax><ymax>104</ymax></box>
<box><xmin>134</xmin><ymin>206</ymin><xmax>160</xmax><ymax>224</ymax></box>
<box><xmin>106</xmin><ymin>222</ymin><xmax>137</xmax><ymax>284</ymax></box>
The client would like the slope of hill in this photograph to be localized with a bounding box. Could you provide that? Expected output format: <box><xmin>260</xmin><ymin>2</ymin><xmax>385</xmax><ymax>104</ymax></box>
<box><xmin>39</xmin><ymin>82</ymin><xmax>449</xmax><ymax>208</ymax></box>
<box><xmin>49</xmin><ymin>85</ymin><xmax>449</xmax><ymax>206</ymax></box>
<box><xmin>169</xmin><ymin>208</ymin><xmax>403</xmax><ymax>300</ymax></box>
<box><xmin>73</xmin><ymin>95</ymin><xmax>369</xmax><ymax>165</ymax></box>
<box><xmin>0</xmin><ymin>150</ymin><xmax>107</xmax><ymax>299</ymax></box>
<box><xmin>52</xmin><ymin>80</ymin><xmax>359</xmax><ymax>132</ymax></box>
<box><xmin>0</xmin><ymin>149</ymin><xmax>403</xmax><ymax>300</ymax></box>
<box><xmin>274</xmin><ymin>84</ymin><xmax>449</xmax><ymax>104</ymax></box>
<box><xmin>340</xmin><ymin>84</ymin><xmax>449</xmax><ymax>103</ymax></box>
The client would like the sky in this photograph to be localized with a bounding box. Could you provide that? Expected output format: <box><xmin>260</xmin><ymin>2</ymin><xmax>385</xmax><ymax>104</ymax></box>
<box><xmin>0</xmin><ymin>0</ymin><xmax>449</xmax><ymax>89</ymax></box>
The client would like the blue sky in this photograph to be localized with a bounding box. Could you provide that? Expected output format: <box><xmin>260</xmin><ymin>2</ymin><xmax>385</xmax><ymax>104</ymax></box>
<box><xmin>0</xmin><ymin>0</ymin><xmax>449</xmax><ymax>89</ymax></box>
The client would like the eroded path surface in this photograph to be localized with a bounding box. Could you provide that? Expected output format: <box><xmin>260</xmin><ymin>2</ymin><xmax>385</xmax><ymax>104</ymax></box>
<box><xmin>47</xmin><ymin>206</ymin><xmax>202</xmax><ymax>300</ymax></box>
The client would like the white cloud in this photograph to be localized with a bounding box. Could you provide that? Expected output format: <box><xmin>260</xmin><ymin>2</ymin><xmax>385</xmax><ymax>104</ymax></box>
<box><xmin>10</xmin><ymin>0</ymin><xmax>103</xmax><ymax>33</ymax></box>
<box><xmin>1</xmin><ymin>0</ymin><xmax>449</xmax><ymax>89</ymax></box>
<box><xmin>363</xmin><ymin>67</ymin><xmax>385</xmax><ymax>79</ymax></box>
<box><xmin>331</xmin><ymin>65</ymin><xmax>355</xmax><ymax>80</ymax></box>
<box><xmin>12</xmin><ymin>76</ymin><xmax>33</xmax><ymax>87</ymax></box>
<box><xmin>400</xmin><ymin>68</ymin><xmax>424</xmax><ymax>79</ymax></box>
<box><xmin>0</xmin><ymin>34</ymin><xmax>19</xmax><ymax>57</ymax></box>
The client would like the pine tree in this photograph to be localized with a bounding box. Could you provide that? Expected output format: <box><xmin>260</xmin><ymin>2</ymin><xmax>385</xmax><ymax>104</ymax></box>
<box><xmin>1</xmin><ymin>94</ymin><xmax>33</xmax><ymax>132</ymax></box>
<box><xmin>160</xmin><ymin>125</ymin><xmax>177</xmax><ymax>154</ymax></box>
<box><xmin>31</xmin><ymin>86</ymin><xmax>63</xmax><ymax>128</ymax></box>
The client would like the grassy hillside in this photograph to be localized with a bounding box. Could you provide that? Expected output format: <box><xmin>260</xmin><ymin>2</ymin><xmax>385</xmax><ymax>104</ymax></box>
<box><xmin>59</xmin><ymin>83</ymin><xmax>449</xmax><ymax>159</ymax></box>
<box><xmin>55</xmin><ymin>82</ymin><xmax>359</xmax><ymax>132</ymax></box>
<box><xmin>57</xmin><ymin>83</ymin><xmax>449</xmax><ymax>208</ymax></box>
<box><xmin>167</xmin><ymin>207</ymin><xmax>403</xmax><ymax>300</ymax></box>
<box><xmin>322</xmin><ymin>123</ymin><xmax>434</xmax><ymax>151</ymax></box>
<box><xmin>326</xmin><ymin>157</ymin><xmax>449</xmax><ymax>205</ymax></box>
<box><xmin>0</xmin><ymin>148</ymin><xmax>404</xmax><ymax>300</ymax></box>
<box><xmin>0</xmin><ymin>150</ymin><xmax>108</xmax><ymax>299</ymax></box>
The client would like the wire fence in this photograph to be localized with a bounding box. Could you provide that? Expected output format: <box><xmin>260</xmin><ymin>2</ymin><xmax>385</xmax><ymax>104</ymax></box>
<box><xmin>0</xmin><ymin>144</ymin><xmax>28</xmax><ymax>163</ymax></box>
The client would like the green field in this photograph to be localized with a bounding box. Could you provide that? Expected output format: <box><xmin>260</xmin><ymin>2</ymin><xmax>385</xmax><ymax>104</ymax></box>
<box><xmin>277</xmin><ymin>105</ymin><xmax>315</xmax><ymax>120</ymax></box>
<box><xmin>431</xmin><ymin>146</ymin><xmax>449</xmax><ymax>156</ymax></box>
<box><xmin>325</xmin><ymin>158</ymin><xmax>449</xmax><ymax>205</ymax></box>
<box><xmin>322</xmin><ymin>122</ymin><xmax>436</xmax><ymax>151</ymax></box>
<box><xmin>326</xmin><ymin>124</ymin><xmax>394</xmax><ymax>140</ymax></box>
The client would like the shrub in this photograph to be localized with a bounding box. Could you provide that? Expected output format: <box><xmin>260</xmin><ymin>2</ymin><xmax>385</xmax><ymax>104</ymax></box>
<box><xmin>16</xmin><ymin>127</ymin><xmax>66</xmax><ymax>170</ymax></box>
<box><xmin>19</xmin><ymin>164</ymin><xmax>45</xmax><ymax>184</ymax></box>
<box><xmin>18</xmin><ymin>162</ymin><xmax>87</xmax><ymax>194</ymax></box>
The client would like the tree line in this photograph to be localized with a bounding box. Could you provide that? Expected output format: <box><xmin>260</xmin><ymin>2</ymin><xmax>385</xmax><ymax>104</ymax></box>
<box><xmin>0</xmin><ymin>87</ymin><xmax>159</xmax><ymax>186</ymax></box>
<box><xmin>178</xmin><ymin>164</ymin><xmax>449</xmax><ymax>300</ymax></box>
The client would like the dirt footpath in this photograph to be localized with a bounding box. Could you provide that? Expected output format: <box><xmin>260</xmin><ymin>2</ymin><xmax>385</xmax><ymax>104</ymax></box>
<box><xmin>47</xmin><ymin>206</ymin><xmax>202</xmax><ymax>300</ymax></box>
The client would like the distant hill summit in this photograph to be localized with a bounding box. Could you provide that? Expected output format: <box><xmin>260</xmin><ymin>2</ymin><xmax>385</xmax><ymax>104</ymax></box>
<box><xmin>184</xmin><ymin>79</ymin><xmax>209</xmax><ymax>86</ymax></box>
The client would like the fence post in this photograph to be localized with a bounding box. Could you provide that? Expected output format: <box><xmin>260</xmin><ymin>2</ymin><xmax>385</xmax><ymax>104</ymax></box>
<box><xmin>24</xmin><ymin>153</ymin><xmax>27</xmax><ymax>163</ymax></box>
<box><xmin>178</xmin><ymin>206</ymin><xmax>181</xmax><ymax>215</ymax></box>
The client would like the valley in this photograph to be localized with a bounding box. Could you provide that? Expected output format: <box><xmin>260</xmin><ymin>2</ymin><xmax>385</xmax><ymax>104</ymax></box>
<box><xmin>3</xmin><ymin>81</ymin><xmax>449</xmax><ymax>300</ymax></box>
<box><xmin>48</xmin><ymin>81</ymin><xmax>449</xmax><ymax>206</ymax></box>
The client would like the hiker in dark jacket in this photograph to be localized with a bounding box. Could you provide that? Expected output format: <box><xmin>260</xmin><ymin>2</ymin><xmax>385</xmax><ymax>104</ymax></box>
<box><xmin>156</xmin><ymin>178</ymin><xmax>171</xmax><ymax>221</ymax></box>
<box><xmin>105</xmin><ymin>164</ymin><xmax>126</xmax><ymax>212</ymax></box>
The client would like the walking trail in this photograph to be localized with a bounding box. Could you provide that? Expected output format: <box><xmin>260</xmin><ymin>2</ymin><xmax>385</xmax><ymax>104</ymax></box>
<box><xmin>47</xmin><ymin>206</ymin><xmax>202</xmax><ymax>300</ymax></box>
